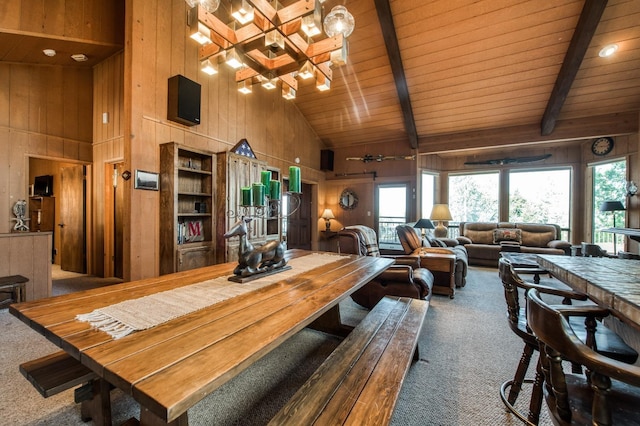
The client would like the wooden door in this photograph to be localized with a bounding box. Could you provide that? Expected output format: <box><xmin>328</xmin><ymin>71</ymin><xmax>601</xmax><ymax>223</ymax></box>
<box><xmin>60</xmin><ymin>165</ymin><xmax>86</xmax><ymax>273</ymax></box>
<box><xmin>286</xmin><ymin>182</ymin><xmax>312</xmax><ymax>250</ymax></box>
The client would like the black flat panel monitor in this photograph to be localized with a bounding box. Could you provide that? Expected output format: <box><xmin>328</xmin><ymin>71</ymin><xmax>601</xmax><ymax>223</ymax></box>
<box><xmin>34</xmin><ymin>175</ymin><xmax>53</xmax><ymax>196</ymax></box>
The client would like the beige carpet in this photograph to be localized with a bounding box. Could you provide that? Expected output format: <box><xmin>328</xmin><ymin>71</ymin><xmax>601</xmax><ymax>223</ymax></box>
<box><xmin>0</xmin><ymin>266</ymin><xmax>554</xmax><ymax>425</ymax></box>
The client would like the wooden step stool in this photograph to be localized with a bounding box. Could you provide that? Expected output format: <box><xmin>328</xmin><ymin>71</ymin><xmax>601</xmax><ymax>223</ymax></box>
<box><xmin>0</xmin><ymin>275</ymin><xmax>28</xmax><ymax>308</ymax></box>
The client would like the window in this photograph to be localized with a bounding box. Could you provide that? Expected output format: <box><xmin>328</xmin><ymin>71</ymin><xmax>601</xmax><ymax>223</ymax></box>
<box><xmin>376</xmin><ymin>184</ymin><xmax>408</xmax><ymax>249</ymax></box>
<box><xmin>421</xmin><ymin>171</ymin><xmax>436</xmax><ymax>219</ymax></box>
<box><xmin>592</xmin><ymin>160</ymin><xmax>627</xmax><ymax>253</ymax></box>
<box><xmin>449</xmin><ymin>172</ymin><xmax>499</xmax><ymax>225</ymax></box>
<box><xmin>508</xmin><ymin>168</ymin><xmax>571</xmax><ymax>239</ymax></box>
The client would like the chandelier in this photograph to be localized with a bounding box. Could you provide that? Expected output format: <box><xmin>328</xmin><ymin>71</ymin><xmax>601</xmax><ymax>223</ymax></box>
<box><xmin>186</xmin><ymin>0</ymin><xmax>355</xmax><ymax>99</ymax></box>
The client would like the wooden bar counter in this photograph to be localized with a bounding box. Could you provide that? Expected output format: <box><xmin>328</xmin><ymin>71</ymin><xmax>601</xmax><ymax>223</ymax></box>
<box><xmin>537</xmin><ymin>254</ymin><xmax>640</xmax><ymax>329</ymax></box>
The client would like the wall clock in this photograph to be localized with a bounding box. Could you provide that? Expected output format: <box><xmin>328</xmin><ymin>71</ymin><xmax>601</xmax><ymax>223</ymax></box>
<box><xmin>591</xmin><ymin>137</ymin><xmax>614</xmax><ymax>156</ymax></box>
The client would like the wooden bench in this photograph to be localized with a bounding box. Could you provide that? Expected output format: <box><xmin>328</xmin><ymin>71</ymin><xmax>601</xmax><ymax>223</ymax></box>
<box><xmin>269</xmin><ymin>296</ymin><xmax>429</xmax><ymax>425</ymax></box>
<box><xmin>0</xmin><ymin>275</ymin><xmax>28</xmax><ymax>308</ymax></box>
<box><xmin>20</xmin><ymin>350</ymin><xmax>113</xmax><ymax>424</ymax></box>
<box><xmin>20</xmin><ymin>350</ymin><xmax>97</xmax><ymax>398</ymax></box>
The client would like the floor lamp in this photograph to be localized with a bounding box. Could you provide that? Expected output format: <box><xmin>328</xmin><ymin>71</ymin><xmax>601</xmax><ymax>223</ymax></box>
<box><xmin>600</xmin><ymin>200</ymin><xmax>625</xmax><ymax>254</ymax></box>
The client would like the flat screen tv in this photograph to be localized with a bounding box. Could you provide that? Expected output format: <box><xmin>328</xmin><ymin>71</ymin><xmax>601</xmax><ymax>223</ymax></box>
<box><xmin>34</xmin><ymin>175</ymin><xmax>53</xmax><ymax>196</ymax></box>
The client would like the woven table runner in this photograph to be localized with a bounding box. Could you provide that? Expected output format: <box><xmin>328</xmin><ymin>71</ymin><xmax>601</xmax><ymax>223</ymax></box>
<box><xmin>77</xmin><ymin>253</ymin><xmax>344</xmax><ymax>339</ymax></box>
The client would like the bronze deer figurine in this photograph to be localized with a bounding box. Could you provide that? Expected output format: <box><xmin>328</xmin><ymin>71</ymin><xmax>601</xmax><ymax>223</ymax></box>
<box><xmin>224</xmin><ymin>216</ymin><xmax>287</xmax><ymax>277</ymax></box>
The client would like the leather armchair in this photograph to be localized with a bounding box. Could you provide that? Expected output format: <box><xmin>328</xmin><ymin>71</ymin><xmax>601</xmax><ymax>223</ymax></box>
<box><xmin>396</xmin><ymin>225</ymin><xmax>468</xmax><ymax>288</ymax></box>
<box><xmin>337</xmin><ymin>227</ymin><xmax>434</xmax><ymax>309</ymax></box>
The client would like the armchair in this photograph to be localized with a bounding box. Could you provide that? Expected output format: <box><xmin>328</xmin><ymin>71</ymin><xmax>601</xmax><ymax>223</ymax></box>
<box><xmin>396</xmin><ymin>224</ymin><xmax>468</xmax><ymax>290</ymax></box>
<box><xmin>337</xmin><ymin>226</ymin><xmax>434</xmax><ymax>309</ymax></box>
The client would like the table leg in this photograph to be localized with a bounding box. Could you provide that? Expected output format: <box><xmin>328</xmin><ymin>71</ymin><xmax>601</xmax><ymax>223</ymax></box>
<box><xmin>140</xmin><ymin>407</ymin><xmax>189</xmax><ymax>425</ymax></box>
<box><xmin>80</xmin><ymin>378</ymin><xmax>112</xmax><ymax>426</ymax></box>
<box><xmin>307</xmin><ymin>304</ymin><xmax>353</xmax><ymax>337</ymax></box>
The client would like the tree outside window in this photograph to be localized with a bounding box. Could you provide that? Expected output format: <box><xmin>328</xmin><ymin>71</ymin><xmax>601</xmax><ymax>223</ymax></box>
<box><xmin>449</xmin><ymin>173</ymin><xmax>499</xmax><ymax>226</ymax></box>
<box><xmin>509</xmin><ymin>169</ymin><xmax>571</xmax><ymax>234</ymax></box>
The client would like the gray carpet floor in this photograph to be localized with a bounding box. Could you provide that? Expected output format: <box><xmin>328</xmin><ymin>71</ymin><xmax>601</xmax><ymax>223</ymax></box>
<box><xmin>0</xmin><ymin>266</ymin><xmax>552</xmax><ymax>425</ymax></box>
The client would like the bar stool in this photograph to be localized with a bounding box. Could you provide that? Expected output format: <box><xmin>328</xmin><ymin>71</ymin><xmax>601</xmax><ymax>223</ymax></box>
<box><xmin>0</xmin><ymin>275</ymin><xmax>28</xmax><ymax>308</ymax></box>
<box><xmin>498</xmin><ymin>259</ymin><xmax>638</xmax><ymax>425</ymax></box>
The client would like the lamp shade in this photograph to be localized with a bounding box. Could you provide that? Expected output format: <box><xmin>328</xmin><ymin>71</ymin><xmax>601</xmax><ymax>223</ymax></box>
<box><xmin>321</xmin><ymin>208</ymin><xmax>335</xmax><ymax>220</ymax></box>
<box><xmin>414</xmin><ymin>218</ymin><xmax>435</xmax><ymax>229</ymax></box>
<box><xmin>599</xmin><ymin>201</ymin><xmax>625</xmax><ymax>212</ymax></box>
<box><xmin>430</xmin><ymin>204</ymin><xmax>453</xmax><ymax>221</ymax></box>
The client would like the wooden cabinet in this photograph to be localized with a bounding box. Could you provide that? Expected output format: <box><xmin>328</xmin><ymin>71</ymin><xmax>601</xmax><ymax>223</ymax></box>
<box><xmin>160</xmin><ymin>142</ymin><xmax>215</xmax><ymax>275</ymax></box>
<box><xmin>29</xmin><ymin>197</ymin><xmax>55</xmax><ymax>232</ymax></box>
<box><xmin>217</xmin><ymin>151</ymin><xmax>279</xmax><ymax>263</ymax></box>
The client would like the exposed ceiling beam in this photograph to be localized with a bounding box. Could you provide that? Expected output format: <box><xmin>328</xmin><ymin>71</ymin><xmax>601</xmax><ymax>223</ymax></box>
<box><xmin>540</xmin><ymin>0</ymin><xmax>608</xmax><ymax>136</ymax></box>
<box><xmin>420</xmin><ymin>112</ymin><xmax>638</xmax><ymax>154</ymax></box>
<box><xmin>374</xmin><ymin>0</ymin><xmax>418</xmax><ymax>150</ymax></box>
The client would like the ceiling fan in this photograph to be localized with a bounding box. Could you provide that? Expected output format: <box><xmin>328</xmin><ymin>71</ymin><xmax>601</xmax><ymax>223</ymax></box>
<box><xmin>464</xmin><ymin>153</ymin><xmax>552</xmax><ymax>166</ymax></box>
<box><xmin>346</xmin><ymin>154</ymin><xmax>416</xmax><ymax>163</ymax></box>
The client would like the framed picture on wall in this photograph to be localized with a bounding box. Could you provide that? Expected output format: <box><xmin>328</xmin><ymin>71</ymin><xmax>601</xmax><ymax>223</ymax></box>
<box><xmin>134</xmin><ymin>170</ymin><xmax>159</xmax><ymax>191</ymax></box>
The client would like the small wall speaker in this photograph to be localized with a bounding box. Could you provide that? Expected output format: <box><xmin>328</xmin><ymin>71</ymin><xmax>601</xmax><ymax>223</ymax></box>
<box><xmin>321</xmin><ymin>149</ymin><xmax>334</xmax><ymax>171</ymax></box>
<box><xmin>167</xmin><ymin>75</ymin><xmax>201</xmax><ymax>126</ymax></box>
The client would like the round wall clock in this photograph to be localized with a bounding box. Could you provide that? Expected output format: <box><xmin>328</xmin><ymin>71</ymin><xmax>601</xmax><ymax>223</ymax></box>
<box><xmin>591</xmin><ymin>137</ymin><xmax>614</xmax><ymax>156</ymax></box>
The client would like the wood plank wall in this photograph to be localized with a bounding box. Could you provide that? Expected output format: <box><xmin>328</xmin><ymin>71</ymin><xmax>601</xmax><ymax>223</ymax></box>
<box><xmin>120</xmin><ymin>0</ymin><xmax>326</xmax><ymax>281</ymax></box>
<box><xmin>0</xmin><ymin>63</ymin><xmax>93</xmax><ymax>235</ymax></box>
<box><xmin>0</xmin><ymin>0</ymin><xmax>123</xmax><ymax>45</ymax></box>
<box><xmin>92</xmin><ymin>52</ymin><xmax>125</xmax><ymax>277</ymax></box>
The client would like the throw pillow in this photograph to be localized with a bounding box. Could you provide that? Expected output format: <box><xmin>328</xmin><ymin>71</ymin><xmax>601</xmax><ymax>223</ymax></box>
<box><xmin>493</xmin><ymin>228</ymin><xmax>522</xmax><ymax>244</ymax></box>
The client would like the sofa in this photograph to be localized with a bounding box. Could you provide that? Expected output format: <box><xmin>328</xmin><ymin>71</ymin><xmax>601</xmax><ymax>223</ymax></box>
<box><xmin>396</xmin><ymin>225</ymin><xmax>468</xmax><ymax>291</ymax></box>
<box><xmin>457</xmin><ymin>222</ymin><xmax>571</xmax><ymax>267</ymax></box>
<box><xmin>337</xmin><ymin>226</ymin><xmax>434</xmax><ymax>309</ymax></box>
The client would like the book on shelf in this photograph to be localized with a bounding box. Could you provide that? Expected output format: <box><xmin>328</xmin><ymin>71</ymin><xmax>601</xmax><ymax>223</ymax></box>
<box><xmin>178</xmin><ymin>219</ymin><xmax>204</xmax><ymax>244</ymax></box>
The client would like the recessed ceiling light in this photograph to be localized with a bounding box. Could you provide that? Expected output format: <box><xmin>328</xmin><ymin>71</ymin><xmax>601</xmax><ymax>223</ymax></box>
<box><xmin>71</xmin><ymin>54</ymin><xmax>88</xmax><ymax>62</ymax></box>
<box><xmin>599</xmin><ymin>44</ymin><xmax>618</xmax><ymax>58</ymax></box>
<box><xmin>42</xmin><ymin>49</ymin><xmax>56</xmax><ymax>57</ymax></box>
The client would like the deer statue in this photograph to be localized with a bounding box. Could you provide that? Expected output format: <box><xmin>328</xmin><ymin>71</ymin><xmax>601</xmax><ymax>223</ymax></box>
<box><xmin>224</xmin><ymin>216</ymin><xmax>287</xmax><ymax>277</ymax></box>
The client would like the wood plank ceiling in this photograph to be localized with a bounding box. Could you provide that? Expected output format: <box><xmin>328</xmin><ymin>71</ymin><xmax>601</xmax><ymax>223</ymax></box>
<box><xmin>297</xmin><ymin>0</ymin><xmax>640</xmax><ymax>154</ymax></box>
<box><xmin>2</xmin><ymin>0</ymin><xmax>638</xmax><ymax>156</ymax></box>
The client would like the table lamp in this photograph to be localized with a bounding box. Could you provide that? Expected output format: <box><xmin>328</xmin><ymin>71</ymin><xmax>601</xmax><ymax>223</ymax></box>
<box><xmin>321</xmin><ymin>208</ymin><xmax>335</xmax><ymax>232</ymax></box>
<box><xmin>600</xmin><ymin>200</ymin><xmax>625</xmax><ymax>254</ymax></box>
<box><xmin>414</xmin><ymin>218</ymin><xmax>435</xmax><ymax>238</ymax></box>
<box><xmin>430</xmin><ymin>204</ymin><xmax>453</xmax><ymax>238</ymax></box>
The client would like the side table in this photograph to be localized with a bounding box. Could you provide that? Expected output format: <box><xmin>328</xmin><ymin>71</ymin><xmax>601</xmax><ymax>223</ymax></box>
<box><xmin>419</xmin><ymin>252</ymin><xmax>456</xmax><ymax>298</ymax></box>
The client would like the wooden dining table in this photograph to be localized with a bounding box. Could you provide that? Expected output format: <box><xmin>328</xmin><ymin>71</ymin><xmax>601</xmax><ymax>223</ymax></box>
<box><xmin>10</xmin><ymin>250</ymin><xmax>393</xmax><ymax>425</ymax></box>
<box><xmin>537</xmin><ymin>254</ymin><xmax>640</xmax><ymax>330</ymax></box>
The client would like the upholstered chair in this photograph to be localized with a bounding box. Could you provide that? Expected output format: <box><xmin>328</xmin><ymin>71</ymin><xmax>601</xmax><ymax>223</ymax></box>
<box><xmin>527</xmin><ymin>288</ymin><xmax>640</xmax><ymax>425</ymax></box>
<box><xmin>337</xmin><ymin>226</ymin><xmax>434</xmax><ymax>309</ymax></box>
<box><xmin>396</xmin><ymin>224</ymin><xmax>468</xmax><ymax>288</ymax></box>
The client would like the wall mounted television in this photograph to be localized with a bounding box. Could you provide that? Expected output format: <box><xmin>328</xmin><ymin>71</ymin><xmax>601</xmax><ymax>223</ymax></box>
<box><xmin>34</xmin><ymin>175</ymin><xmax>53</xmax><ymax>196</ymax></box>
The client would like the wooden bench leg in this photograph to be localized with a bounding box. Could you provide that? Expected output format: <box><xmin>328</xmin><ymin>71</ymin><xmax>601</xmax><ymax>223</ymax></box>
<box><xmin>80</xmin><ymin>379</ymin><xmax>112</xmax><ymax>426</ymax></box>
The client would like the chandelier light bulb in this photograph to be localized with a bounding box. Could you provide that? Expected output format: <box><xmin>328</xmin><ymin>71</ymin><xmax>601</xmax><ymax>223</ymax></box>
<box><xmin>200</xmin><ymin>0</ymin><xmax>220</xmax><ymax>13</ymax></box>
<box><xmin>323</xmin><ymin>6</ymin><xmax>355</xmax><ymax>38</ymax></box>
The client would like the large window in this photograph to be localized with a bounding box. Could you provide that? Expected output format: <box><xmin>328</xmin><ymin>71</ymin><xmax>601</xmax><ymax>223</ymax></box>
<box><xmin>449</xmin><ymin>173</ymin><xmax>500</xmax><ymax>228</ymax></box>
<box><xmin>592</xmin><ymin>160</ymin><xmax>627</xmax><ymax>253</ymax></box>
<box><xmin>508</xmin><ymin>168</ymin><xmax>571</xmax><ymax>239</ymax></box>
<box><xmin>377</xmin><ymin>184</ymin><xmax>408</xmax><ymax>248</ymax></box>
<box><xmin>421</xmin><ymin>171</ymin><xmax>436</xmax><ymax>219</ymax></box>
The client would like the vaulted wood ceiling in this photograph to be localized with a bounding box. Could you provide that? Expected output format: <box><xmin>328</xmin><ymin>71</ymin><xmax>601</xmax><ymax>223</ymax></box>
<box><xmin>299</xmin><ymin>0</ymin><xmax>640</xmax><ymax>154</ymax></box>
<box><xmin>2</xmin><ymin>0</ymin><xmax>638</xmax><ymax>156</ymax></box>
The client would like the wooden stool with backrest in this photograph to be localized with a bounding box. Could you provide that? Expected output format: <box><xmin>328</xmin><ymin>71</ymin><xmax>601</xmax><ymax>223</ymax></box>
<box><xmin>527</xmin><ymin>288</ymin><xmax>640</xmax><ymax>425</ymax></box>
<box><xmin>498</xmin><ymin>258</ymin><xmax>638</xmax><ymax>425</ymax></box>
